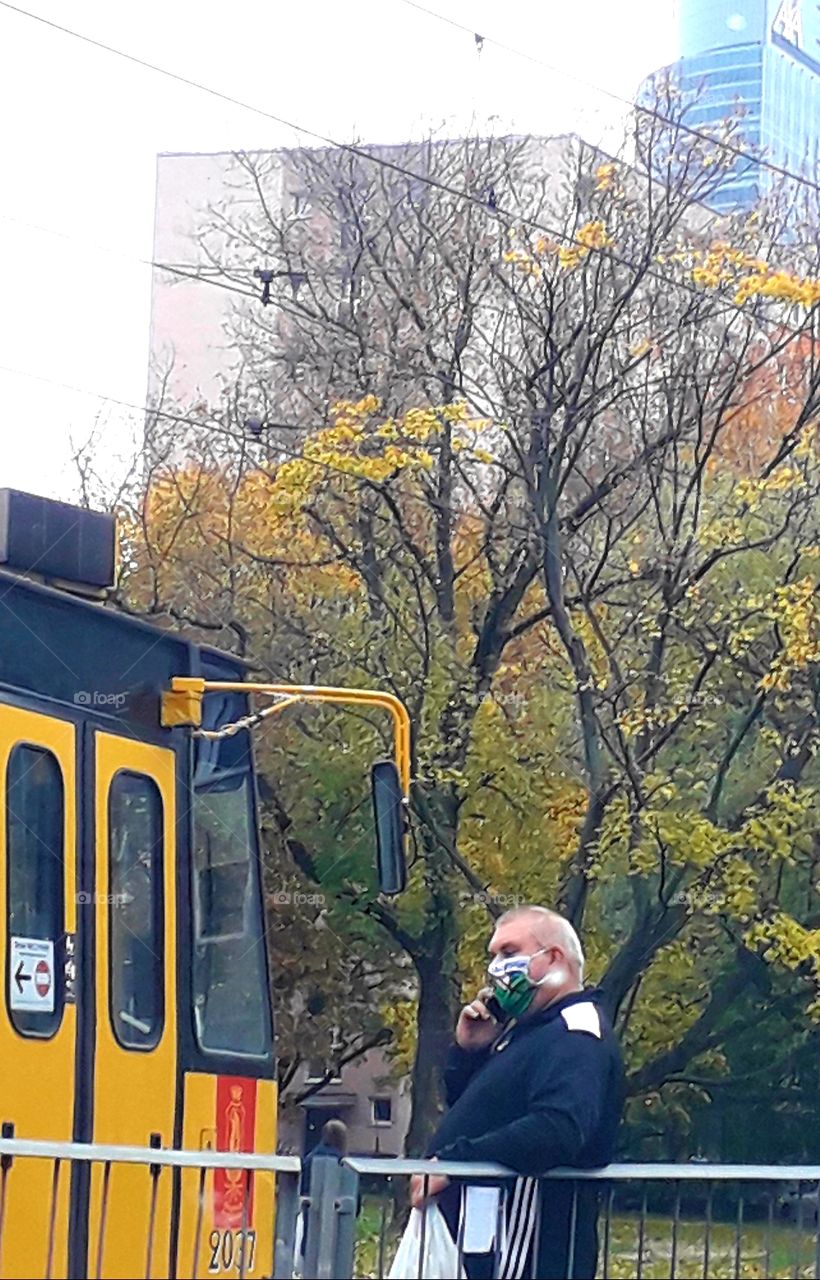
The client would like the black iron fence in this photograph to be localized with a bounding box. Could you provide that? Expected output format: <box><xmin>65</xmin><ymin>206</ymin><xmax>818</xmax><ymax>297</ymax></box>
<box><xmin>296</xmin><ymin>1156</ymin><xmax>820</xmax><ymax>1279</ymax></box>
<box><xmin>1</xmin><ymin>1137</ymin><xmax>819</xmax><ymax>1279</ymax></box>
<box><xmin>0</xmin><ymin>1134</ymin><xmax>301</xmax><ymax>1279</ymax></box>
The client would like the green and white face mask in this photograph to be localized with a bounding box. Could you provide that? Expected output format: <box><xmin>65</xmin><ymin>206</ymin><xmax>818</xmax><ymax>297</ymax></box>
<box><xmin>487</xmin><ymin>948</ymin><xmax>555</xmax><ymax>1019</ymax></box>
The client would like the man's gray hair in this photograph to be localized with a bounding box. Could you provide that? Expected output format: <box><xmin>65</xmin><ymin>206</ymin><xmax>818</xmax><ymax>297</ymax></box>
<box><xmin>497</xmin><ymin>905</ymin><xmax>585</xmax><ymax>981</ymax></box>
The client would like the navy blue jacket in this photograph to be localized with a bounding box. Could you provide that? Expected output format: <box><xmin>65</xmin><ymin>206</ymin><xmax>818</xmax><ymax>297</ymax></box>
<box><xmin>300</xmin><ymin>1140</ymin><xmax>342</xmax><ymax>1195</ymax></box>
<box><xmin>429</xmin><ymin>989</ymin><xmax>623</xmax><ymax>1279</ymax></box>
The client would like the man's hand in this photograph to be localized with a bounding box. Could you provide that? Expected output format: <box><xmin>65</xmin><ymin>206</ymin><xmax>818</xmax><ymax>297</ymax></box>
<box><xmin>456</xmin><ymin>988</ymin><xmax>500</xmax><ymax>1050</ymax></box>
<box><xmin>410</xmin><ymin>1168</ymin><xmax>450</xmax><ymax>1208</ymax></box>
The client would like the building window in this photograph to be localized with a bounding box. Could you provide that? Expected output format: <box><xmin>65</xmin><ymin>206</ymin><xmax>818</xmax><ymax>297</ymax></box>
<box><xmin>371</xmin><ymin>1097</ymin><xmax>393</xmax><ymax>1126</ymax></box>
<box><xmin>109</xmin><ymin>771</ymin><xmax>164</xmax><ymax>1049</ymax></box>
<box><xmin>6</xmin><ymin>744</ymin><xmax>64</xmax><ymax>1037</ymax></box>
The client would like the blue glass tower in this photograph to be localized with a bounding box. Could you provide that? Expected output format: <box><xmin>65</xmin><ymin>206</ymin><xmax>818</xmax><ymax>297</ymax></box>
<box><xmin>642</xmin><ymin>1</ymin><xmax>820</xmax><ymax>212</ymax></box>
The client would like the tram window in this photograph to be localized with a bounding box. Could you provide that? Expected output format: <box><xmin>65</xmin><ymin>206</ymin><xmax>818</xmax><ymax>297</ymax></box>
<box><xmin>109</xmin><ymin>771</ymin><xmax>164</xmax><ymax>1050</ymax></box>
<box><xmin>193</xmin><ymin>770</ymin><xmax>270</xmax><ymax>1057</ymax></box>
<box><xmin>6</xmin><ymin>744</ymin><xmax>64</xmax><ymax>1037</ymax></box>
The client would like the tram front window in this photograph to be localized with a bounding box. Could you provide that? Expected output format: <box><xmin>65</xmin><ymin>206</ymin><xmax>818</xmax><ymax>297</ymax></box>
<box><xmin>192</xmin><ymin>768</ymin><xmax>270</xmax><ymax>1057</ymax></box>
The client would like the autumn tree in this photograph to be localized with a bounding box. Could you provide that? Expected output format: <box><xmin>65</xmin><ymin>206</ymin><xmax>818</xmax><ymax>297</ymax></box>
<box><xmin>488</xmin><ymin>159</ymin><xmax>819</xmax><ymax>1001</ymax></box>
<box><xmin>123</xmin><ymin>98</ymin><xmax>820</xmax><ymax>1152</ymax></box>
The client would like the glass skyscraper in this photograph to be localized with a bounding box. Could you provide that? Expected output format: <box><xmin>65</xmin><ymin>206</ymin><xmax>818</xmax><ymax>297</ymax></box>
<box><xmin>642</xmin><ymin>1</ymin><xmax>820</xmax><ymax>212</ymax></box>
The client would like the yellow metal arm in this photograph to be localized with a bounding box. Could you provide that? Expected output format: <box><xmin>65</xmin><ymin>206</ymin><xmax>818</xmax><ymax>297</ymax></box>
<box><xmin>161</xmin><ymin>678</ymin><xmax>411</xmax><ymax>796</ymax></box>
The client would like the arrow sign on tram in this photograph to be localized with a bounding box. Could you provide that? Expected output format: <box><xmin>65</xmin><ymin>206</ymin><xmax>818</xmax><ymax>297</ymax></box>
<box><xmin>9</xmin><ymin>937</ymin><xmax>55</xmax><ymax>1014</ymax></box>
<box><xmin>14</xmin><ymin>960</ymin><xmax>31</xmax><ymax>994</ymax></box>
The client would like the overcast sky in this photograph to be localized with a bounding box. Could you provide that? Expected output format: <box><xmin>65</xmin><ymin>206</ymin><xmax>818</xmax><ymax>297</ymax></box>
<box><xmin>0</xmin><ymin>0</ymin><xmax>677</xmax><ymax>501</ymax></box>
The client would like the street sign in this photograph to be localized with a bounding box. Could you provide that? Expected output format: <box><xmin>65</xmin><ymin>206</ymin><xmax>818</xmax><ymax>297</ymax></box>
<box><xmin>9</xmin><ymin>937</ymin><xmax>55</xmax><ymax>1013</ymax></box>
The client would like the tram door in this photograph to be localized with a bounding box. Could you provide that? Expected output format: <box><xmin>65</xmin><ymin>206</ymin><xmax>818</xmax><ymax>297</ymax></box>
<box><xmin>0</xmin><ymin>706</ymin><xmax>76</xmax><ymax>1279</ymax></box>
<box><xmin>87</xmin><ymin>732</ymin><xmax>178</xmax><ymax>1279</ymax></box>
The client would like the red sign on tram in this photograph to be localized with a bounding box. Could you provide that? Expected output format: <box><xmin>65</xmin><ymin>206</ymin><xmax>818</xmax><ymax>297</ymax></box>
<box><xmin>214</xmin><ymin>1076</ymin><xmax>258</xmax><ymax>1229</ymax></box>
<box><xmin>34</xmin><ymin>960</ymin><xmax>51</xmax><ymax>998</ymax></box>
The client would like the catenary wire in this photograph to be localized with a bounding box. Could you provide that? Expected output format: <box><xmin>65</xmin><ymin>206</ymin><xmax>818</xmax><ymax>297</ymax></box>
<box><xmin>1</xmin><ymin>0</ymin><xmax>817</xmax><ymax>327</ymax></box>
<box><xmin>0</xmin><ymin>189</ymin><xmax>814</xmax><ymax>359</ymax></box>
<box><xmin>0</xmin><ymin>161</ymin><xmax>815</xmax><ymax>364</ymax></box>
<box><xmin>394</xmin><ymin>0</ymin><xmax>820</xmax><ymax>199</ymax></box>
<box><xmin>0</xmin><ymin>359</ymin><xmax>515</xmax><ymax>532</ymax></box>
<box><xmin>0</xmin><ymin>310</ymin><xmax>804</xmax><ymax>546</ymax></box>
<box><xmin>0</xmin><ymin>361</ymin><xmax>300</xmax><ymax>435</ymax></box>
<box><xmin>0</xmin><ymin>211</ymin><xmax>261</xmax><ymax>300</ymax></box>
<box><xmin>0</xmin><ymin>357</ymin><xmax>559</xmax><ymax>569</ymax></box>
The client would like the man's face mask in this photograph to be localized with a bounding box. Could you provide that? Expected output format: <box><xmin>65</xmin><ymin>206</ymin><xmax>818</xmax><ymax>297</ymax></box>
<box><xmin>487</xmin><ymin>948</ymin><xmax>566</xmax><ymax>1019</ymax></box>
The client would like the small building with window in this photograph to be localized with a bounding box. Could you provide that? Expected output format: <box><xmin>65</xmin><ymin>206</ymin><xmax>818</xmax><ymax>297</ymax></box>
<box><xmin>279</xmin><ymin>1048</ymin><xmax>410</xmax><ymax>1157</ymax></box>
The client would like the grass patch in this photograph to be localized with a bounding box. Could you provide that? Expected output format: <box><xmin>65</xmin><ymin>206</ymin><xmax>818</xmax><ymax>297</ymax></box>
<box><xmin>606</xmin><ymin>1214</ymin><xmax>817</xmax><ymax>1278</ymax></box>
<box><xmin>354</xmin><ymin>1195</ymin><xmax>401</xmax><ymax>1277</ymax></box>
<box><xmin>351</xmin><ymin>1200</ymin><xmax>818</xmax><ymax>1278</ymax></box>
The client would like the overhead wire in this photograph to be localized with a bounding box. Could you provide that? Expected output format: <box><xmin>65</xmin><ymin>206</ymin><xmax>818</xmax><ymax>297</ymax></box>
<box><xmin>1</xmin><ymin>345</ymin><xmax>677</xmax><ymax>562</ymax></box>
<box><xmin>395</xmin><ymin>0</ymin><xmax>820</xmax><ymax>199</ymax></box>
<box><xmin>0</xmin><ymin>360</ymin><xmax>298</xmax><ymax>435</ymax></box>
<box><xmin>1</xmin><ymin>359</ymin><xmax>566</xmax><ymax>596</ymax></box>
<box><xmin>0</xmin><ymin>210</ymin><xmax>260</xmax><ymax>301</ymax></box>
<box><xmin>1</xmin><ymin>177</ymin><xmax>815</xmax><ymax>396</ymax></box>
<box><xmin>0</xmin><ymin>0</ymin><xmax>816</xmax><ymax>494</ymax></box>
<box><xmin>0</xmin><ymin>359</ymin><xmax>517</xmax><ymax>534</ymax></box>
<box><xmin>5</xmin><ymin>0</ymin><xmax>817</xmax><ymax>204</ymax></box>
<box><xmin>2</xmin><ymin>5</ymin><xmax>814</xmax><ymax>799</ymax></box>
<box><xmin>0</xmin><ymin>291</ymin><xmax>801</xmax><ymax>551</ymax></box>
<box><xmin>1</xmin><ymin>0</ymin><xmax>816</xmax><ymax>327</ymax></box>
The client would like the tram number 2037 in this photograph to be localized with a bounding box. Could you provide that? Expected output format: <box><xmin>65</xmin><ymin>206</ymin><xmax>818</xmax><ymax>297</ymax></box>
<box><xmin>207</xmin><ymin>1229</ymin><xmax>257</xmax><ymax>1273</ymax></box>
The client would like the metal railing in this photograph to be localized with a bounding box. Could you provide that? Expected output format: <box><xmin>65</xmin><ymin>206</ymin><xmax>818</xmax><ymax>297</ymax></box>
<box><xmin>4</xmin><ymin>1139</ymin><xmax>820</xmax><ymax>1278</ymax></box>
<box><xmin>0</xmin><ymin>1135</ymin><xmax>301</xmax><ymax>1280</ymax></box>
<box><xmin>295</xmin><ymin>1156</ymin><xmax>820</xmax><ymax>1280</ymax></box>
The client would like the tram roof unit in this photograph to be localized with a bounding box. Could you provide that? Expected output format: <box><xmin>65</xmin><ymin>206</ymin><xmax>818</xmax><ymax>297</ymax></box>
<box><xmin>0</xmin><ymin>489</ymin><xmax>248</xmax><ymax>736</ymax></box>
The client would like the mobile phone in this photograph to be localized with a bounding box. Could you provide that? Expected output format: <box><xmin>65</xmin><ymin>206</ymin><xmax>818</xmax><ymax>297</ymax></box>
<box><xmin>483</xmin><ymin>993</ymin><xmax>506</xmax><ymax>1023</ymax></box>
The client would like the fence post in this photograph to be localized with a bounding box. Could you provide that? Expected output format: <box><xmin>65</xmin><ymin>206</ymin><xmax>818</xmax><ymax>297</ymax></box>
<box><xmin>331</xmin><ymin>1164</ymin><xmax>359</xmax><ymax>1280</ymax></box>
<box><xmin>273</xmin><ymin>1169</ymin><xmax>300</xmax><ymax>1280</ymax></box>
<box><xmin>303</xmin><ymin>1157</ymin><xmax>358</xmax><ymax>1280</ymax></box>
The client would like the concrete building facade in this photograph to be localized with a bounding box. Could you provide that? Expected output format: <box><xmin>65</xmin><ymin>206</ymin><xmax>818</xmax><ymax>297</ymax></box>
<box><xmin>147</xmin><ymin>135</ymin><xmax>605</xmax><ymax>416</ymax></box>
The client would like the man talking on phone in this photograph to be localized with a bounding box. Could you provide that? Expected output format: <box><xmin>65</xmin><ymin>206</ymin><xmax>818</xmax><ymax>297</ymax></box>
<box><xmin>410</xmin><ymin>905</ymin><xmax>623</xmax><ymax>1280</ymax></box>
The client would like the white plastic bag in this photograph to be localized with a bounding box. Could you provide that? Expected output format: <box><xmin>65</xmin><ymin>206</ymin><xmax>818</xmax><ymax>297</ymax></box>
<box><xmin>388</xmin><ymin>1205</ymin><xmax>465</xmax><ymax>1279</ymax></box>
<box><xmin>291</xmin><ymin>1209</ymin><xmax>304</xmax><ymax>1278</ymax></box>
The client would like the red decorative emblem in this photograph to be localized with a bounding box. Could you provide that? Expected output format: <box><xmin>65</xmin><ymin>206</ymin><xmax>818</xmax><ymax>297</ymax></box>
<box><xmin>214</xmin><ymin>1077</ymin><xmax>258</xmax><ymax>1229</ymax></box>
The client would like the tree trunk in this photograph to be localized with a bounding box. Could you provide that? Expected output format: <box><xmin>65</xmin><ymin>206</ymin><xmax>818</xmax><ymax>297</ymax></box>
<box><xmin>599</xmin><ymin>904</ymin><xmax>687</xmax><ymax>1020</ymax></box>
<box><xmin>402</xmin><ymin>772</ymin><xmax>465</xmax><ymax>1154</ymax></box>
<box><xmin>404</xmin><ymin>948</ymin><xmax>460</xmax><ymax>1156</ymax></box>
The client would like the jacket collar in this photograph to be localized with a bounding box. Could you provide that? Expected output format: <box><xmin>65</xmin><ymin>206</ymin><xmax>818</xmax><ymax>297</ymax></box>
<box><xmin>529</xmin><ymin>986</ymin><xmax>602</xmax><ymax>1026</ymax></box>
<box><xmin>496</xmin><ymin>986</ymin><xmax>603</xmax><ymax>1045</ymax></box>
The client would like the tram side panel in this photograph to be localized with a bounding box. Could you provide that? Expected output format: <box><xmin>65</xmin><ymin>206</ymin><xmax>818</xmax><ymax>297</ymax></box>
<box><xmin>87</xmin><ymin>733</ymin><xmax>178</xmax><ymax>1279</ymax></box>
<box><xmin>0</xmin><ymin>692</ymin><xmax>278</xmax><ymax>1277</ymax></box>
<box><xmin>0</xmin><ymin>705</ymin><xmax>76</xmax><ymax>1280</ymax></box>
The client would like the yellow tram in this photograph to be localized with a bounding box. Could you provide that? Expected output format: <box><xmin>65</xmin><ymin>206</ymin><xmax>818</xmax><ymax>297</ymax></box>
<box><xmin>0</xmin><ymin>489</ymin><xmax>409</xmax><ymax>1278</ymax></box>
